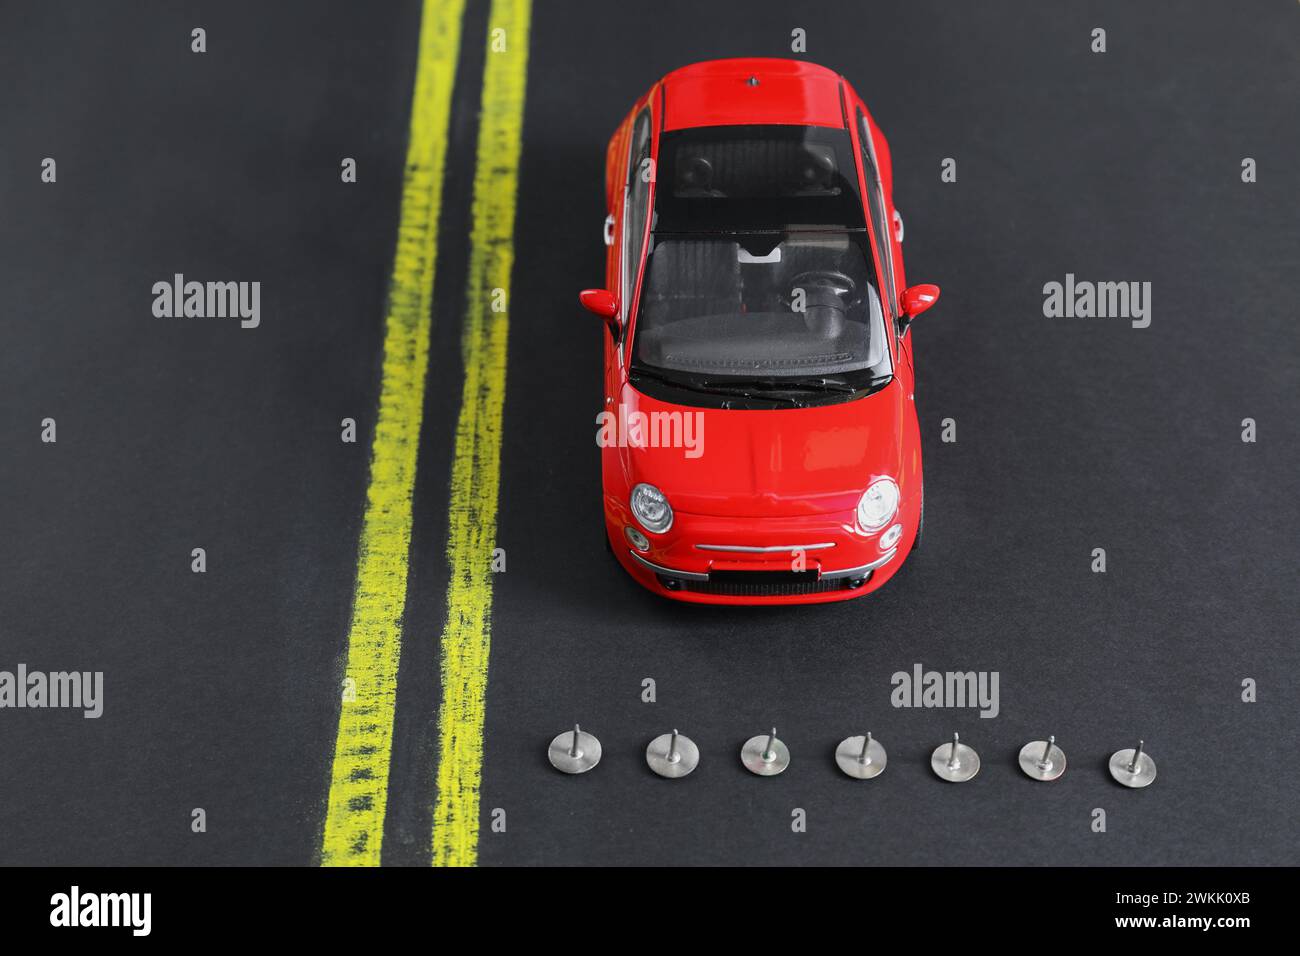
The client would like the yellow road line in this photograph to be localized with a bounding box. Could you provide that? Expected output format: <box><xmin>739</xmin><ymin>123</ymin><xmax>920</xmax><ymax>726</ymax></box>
<box><xmin>431</xmin><ymin>0</ymin><xmax>531</xmax><ymax>868</ymax></box>
<box><xmin>320</xmin><ymin>0</ymin><xmax>465</xmax><ymax>867</ymax></box>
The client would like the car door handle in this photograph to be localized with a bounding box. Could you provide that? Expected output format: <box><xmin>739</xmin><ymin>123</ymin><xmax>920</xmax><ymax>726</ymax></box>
<box><xmin>603</xmin><ymin>213</ymin><xmax>615</xmax><ymax>247</ymax></box>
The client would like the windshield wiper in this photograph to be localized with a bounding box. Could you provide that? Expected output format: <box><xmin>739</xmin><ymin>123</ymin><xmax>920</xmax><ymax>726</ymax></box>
<box><xmin>703</xmin><ymin>375</ymin><xmax>885</xmax><ymax>395</ymax></box>
<box><xmin>630</xmin><ymin>368</ymin><xmax>805</xmax><ymax>406</ymax></box>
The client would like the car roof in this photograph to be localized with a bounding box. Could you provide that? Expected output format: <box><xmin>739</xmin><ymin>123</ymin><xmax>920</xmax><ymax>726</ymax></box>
<box><xmin>660</xmin><ymin>58</ymin><xmax>846</xmax><ymax>132</ymax></box>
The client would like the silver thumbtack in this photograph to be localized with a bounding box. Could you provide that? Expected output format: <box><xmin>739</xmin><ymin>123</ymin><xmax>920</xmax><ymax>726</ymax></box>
<box><xmin>1109</xmin><ymin>739</ymin><xmax>1157</xmax><ymax>788</ymax></box>
<box><xmin>1018</xmin><ymin>734</ymin><xmax>1067</xmax><ymax>781</ymax></box>
<box><xmin>931</xmin><ymin>732</ymin><xmax>980</xmax><ymax>783</ymax></box>
<box><xmin>835</xmin><ymin>731</ymin><xmax>887</xmax><ymax>779</ymax></box>
<box><xmin>548</xmin><ymin>723</ymin><xmax>601</xmax><ymax>774</ymax></box>
<box><xmin>646</xmin><ymin>728</ymin><xmax>699</xmax><ymax>779</ymax></box>
<box><xmin>741</xmin><ymin>726</ymin><xmax>790</xmax><ymax>776</ymax></box>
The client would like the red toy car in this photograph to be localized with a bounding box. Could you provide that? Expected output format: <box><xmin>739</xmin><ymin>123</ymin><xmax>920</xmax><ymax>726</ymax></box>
<box><xmin>581</xmin><ymin>58</ymin><xmax>940</xmax><ymax>604</ymax></box>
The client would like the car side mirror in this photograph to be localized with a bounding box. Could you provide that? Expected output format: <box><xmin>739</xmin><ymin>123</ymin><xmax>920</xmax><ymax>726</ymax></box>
<box><xmin>901</xmin><ymin>284</ymin><xmax>940</xmax><ymax>318</ymax></box>
<box><xmin>897</xmin><ymin>284</ymin><xmax>939</xmax><ymax>337</ymax></box>
<box><xmin>579</xmin><ymin>288</ymin><xmax>619</xmax><ymax>335</ymax></box>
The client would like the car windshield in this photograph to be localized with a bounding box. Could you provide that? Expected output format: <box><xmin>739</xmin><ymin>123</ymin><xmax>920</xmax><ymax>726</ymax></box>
<box><xmin>630</xmin><ymin>125</ymin><xmax>891</xmax><ymax>408</ymax></box>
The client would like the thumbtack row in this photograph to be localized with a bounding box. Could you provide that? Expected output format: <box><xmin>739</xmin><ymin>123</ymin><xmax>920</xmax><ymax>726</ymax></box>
<box><xmin>548</xmin><ymin>726</ymin><xmax>1158</xmax><ymax>788</ymax></box>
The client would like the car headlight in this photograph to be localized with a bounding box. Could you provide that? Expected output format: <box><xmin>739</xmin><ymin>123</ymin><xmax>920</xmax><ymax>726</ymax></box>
<box><xmin>857</xmin><ymin>478</ymin><xmax>899</xmax><ymax>532</ymax></box>
<box><xmin>630</xmin><ymin>482</ymin><xmax>673</xmax><ymax>534</ymax></box>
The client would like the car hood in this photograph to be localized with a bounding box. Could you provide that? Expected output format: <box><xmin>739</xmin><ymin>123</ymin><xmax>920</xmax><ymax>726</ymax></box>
<box><xmin>615</xmin><ymin>379</ymin><xmax>907</xmax><ymax>518</ymax></box>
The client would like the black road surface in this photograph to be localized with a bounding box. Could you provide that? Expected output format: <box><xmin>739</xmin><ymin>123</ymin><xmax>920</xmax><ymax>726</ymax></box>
<box><xmin>2</xmin><ymin>0</ymin><xmax>1297</xmax><ymax>866</ymax></box>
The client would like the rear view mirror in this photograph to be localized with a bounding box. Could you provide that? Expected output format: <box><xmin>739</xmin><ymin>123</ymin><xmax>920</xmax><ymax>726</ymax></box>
<box><xmin>900</xmin><ymin>284</ymin><xmax>940</xmax><ymax>318</ymax></box>
<box><xmin>579</xmin><ymin>288</ymin><xmax>619</xmax><ymax>335</ymax></box>
<box><xmin>579</xmin><ymin>288</ymin><xmax>617</xmax><ymax>318</ymax></box>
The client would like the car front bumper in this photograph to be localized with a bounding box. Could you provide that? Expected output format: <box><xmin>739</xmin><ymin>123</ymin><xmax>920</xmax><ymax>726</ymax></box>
<box><xmin>603</xmin><ymin>497</ymin><xmax>918</xmax><ymax>605</ymax></box>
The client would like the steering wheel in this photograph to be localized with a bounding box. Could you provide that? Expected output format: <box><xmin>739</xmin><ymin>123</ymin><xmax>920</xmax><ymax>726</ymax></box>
<box><xmin>787</xmin><ymin>269</ymin><xmax>857</xmax><ymax>305</ymax></box>
<box><xmin>784</xmin><ymin>269</ymin><xmax>857</xmax><ymax>336</ymax></box>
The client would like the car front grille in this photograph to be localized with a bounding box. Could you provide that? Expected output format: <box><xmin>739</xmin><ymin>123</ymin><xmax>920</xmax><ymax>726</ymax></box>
<box><xmin>665</xmin><ymin>569</ymin><xmax>869</xmax><ymax>597</ymax></box>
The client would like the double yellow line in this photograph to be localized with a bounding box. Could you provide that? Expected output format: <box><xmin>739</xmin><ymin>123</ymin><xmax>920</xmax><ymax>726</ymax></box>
<box><xmin>320</xmin><ymin>0</ymin><xmax>530</xmax><ymax>867</ymax></box>
<box><xmin>431</xmin><ymin>0</ymin><xmax>531</xmax><ymax>868</ymax></box>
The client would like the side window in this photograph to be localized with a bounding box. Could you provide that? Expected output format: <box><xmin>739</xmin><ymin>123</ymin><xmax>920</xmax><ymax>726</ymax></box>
<box><xmin>622</xmin><ymin>109</ymin><xmax>653</xmax><ymax>320</ymax></box>
<box><xmin>857</xmin><ymin>110</ymin><xmax>897</xmax><ymax>319</ymax></box>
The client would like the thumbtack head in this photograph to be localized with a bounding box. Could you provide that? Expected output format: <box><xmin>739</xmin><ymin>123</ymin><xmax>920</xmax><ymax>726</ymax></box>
<box><xmin>1109</xmin><ymin>740</ymin><xmax>1157</xmax><ymax>788</ymax></box>
<box><xmin>646</xmin><ymin>729</ymin><xmax>699</xmax><ymax>779</ymax></box>
<box><xmin>741</xmin><ymin>727</ymin><xmax>790</xmax><ymax>776</ymax></box>
<box><xmin>1018</xmin><ymin>735</ymin><xmax>1067</xmax><ymax>781</ymax></box>
<box><xmin>931</xmin><ymin>732</ymin><xmax>980</xmax><ymax>783</ymax></box>
<box><xmin>835</xmin><ymin>732</ymin><xmax>887</xmax><ymax>779</ymax></box>
<box><xmin>548</xmin><ymin>724</ymin><xmax>602</xmax><ymax>774</ymax></box>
